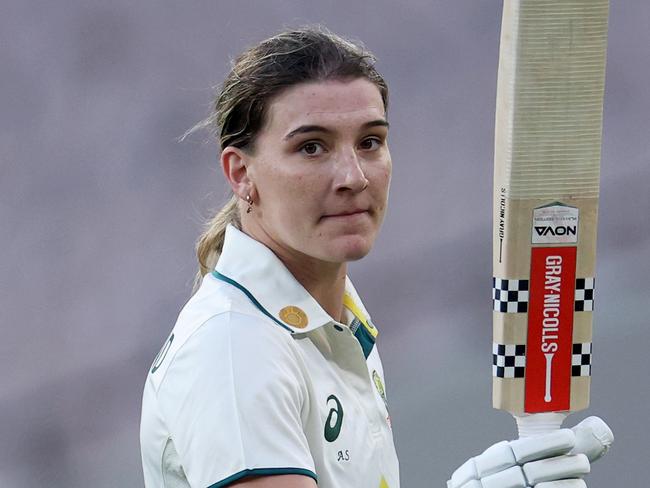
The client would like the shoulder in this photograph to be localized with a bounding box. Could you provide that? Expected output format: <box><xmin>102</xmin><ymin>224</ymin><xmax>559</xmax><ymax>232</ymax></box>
<box><xmin>150</xmin><ymin>308</ymin><xmax>309</xmax><ymax>437</ymax></box>
<box><xmin>148</xmin><ymin>273</ymin><xmax>299</xmax><ymax>393</ymax></box>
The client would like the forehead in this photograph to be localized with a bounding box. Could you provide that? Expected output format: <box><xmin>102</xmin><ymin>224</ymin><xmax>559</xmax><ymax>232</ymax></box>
<box><xmin>264</xmin><ymin>78</ymin><xmax>386</xmax><ymax>133</ymax></box>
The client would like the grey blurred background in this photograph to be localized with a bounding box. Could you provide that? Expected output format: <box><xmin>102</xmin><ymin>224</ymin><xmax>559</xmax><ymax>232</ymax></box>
<box><xmin>1</xmin><ymin>1</ymin><xmax>647</xmax><ymax>486</ymax></box>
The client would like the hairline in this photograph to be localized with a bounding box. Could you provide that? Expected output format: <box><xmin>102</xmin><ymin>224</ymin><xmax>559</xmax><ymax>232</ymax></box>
<box><xmin>241</xmin><ymin>75</ymin><xmax>387</xmax><ymax>155</ymax></box>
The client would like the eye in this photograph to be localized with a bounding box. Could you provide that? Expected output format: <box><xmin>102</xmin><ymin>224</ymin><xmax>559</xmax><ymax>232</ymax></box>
<box><xmin>359</xmin><ymin>137</ymin><xmax>383</xmax><ymax>151</ymax></box>
<box><xmin>299</xmin><ymin>141</ymin><xmax>326</xmax><ymax>156</ymax></box>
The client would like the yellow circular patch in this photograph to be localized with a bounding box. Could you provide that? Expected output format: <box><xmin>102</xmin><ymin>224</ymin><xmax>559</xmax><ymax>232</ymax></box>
<box><xmin>279</xmin><ymin>306</ymin><xmax>309</xmax><ymax>328</ymax></box>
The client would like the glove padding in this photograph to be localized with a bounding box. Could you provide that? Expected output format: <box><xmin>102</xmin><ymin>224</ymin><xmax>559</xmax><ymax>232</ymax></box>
<box><xmin>447</xmin><ymin>417</ymin><xmax>613</xmax><ymax>488</ymax></box>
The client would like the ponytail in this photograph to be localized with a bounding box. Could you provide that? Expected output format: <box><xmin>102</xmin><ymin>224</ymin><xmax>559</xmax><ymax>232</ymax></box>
<box><xmin>193</xmin><ymin>194</ymin><xmax>241</xmax><ymax>292</ymax></box>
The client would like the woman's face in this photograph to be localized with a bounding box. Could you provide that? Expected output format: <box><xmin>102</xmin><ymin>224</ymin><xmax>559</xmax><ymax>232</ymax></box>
<box><xmin>242</xmin><ymin>77</ymin><xmax>391</xmax><ymax>265</ymax></box>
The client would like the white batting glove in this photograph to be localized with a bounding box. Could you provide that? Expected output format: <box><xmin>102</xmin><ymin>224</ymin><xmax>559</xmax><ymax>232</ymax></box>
<box><xmin>447</xmin><ymin>417</ymin><xmax>613</xmax><ymax>488</ymax></box>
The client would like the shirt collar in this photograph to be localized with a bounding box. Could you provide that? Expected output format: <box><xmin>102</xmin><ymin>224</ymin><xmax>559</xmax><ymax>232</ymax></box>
<box><xmin>213</xmin><ymin>224</ymin><xmax>377</xmax><ymax>336</ymax></box>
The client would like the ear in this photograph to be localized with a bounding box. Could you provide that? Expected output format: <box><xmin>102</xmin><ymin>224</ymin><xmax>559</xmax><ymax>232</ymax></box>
<box><xmin>221</xmin><ymin>146</ymin><xmax>254</xmax><ymax>199</ymax></box>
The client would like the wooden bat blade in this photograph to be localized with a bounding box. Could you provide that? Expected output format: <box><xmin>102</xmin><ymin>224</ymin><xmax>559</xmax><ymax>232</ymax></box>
<box><xmin>492</xmin><ymin>0</ymin><xmax>609</xmax><ymax>424</ymax></box>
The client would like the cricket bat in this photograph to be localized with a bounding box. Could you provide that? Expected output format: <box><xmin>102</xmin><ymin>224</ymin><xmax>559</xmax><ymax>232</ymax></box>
<box><xmin>492</xmin><ymin>0</ymin><xmax>609</xmax><ymax>437</ymax></box>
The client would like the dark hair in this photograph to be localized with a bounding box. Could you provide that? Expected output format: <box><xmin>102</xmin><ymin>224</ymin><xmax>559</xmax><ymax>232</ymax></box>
<box><xmin>188</xmin><ymin>25</ymin><xmax>389</xmax><ymax>152</ymax></box>
<box><xmin>189</xmin><ymin>25</ymin><xmax>389</xmax><ymax>287</ymax></box>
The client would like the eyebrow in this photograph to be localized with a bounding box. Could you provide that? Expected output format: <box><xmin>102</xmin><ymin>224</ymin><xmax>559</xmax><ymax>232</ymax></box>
<box><xmin>283</xmin><ymin>119</ymin><xmax>390</xmax><ymax>140</ymax></box>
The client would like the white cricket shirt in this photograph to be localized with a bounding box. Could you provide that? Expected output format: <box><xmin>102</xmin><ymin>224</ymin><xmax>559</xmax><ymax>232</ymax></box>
<box><xmin>140</xmin><ymin>225</ymin><xmax>399</xmax><ymax>488</ymax></box>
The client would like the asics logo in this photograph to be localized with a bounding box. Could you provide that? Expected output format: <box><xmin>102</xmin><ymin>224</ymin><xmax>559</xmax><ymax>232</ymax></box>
<box><xmin>324</xmin><ymin>394</ymin><xmax>344</xmax><ymax>442</ymax></box>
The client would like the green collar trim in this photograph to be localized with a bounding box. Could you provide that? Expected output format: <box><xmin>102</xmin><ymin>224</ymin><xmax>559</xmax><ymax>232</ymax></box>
<box><xmin>351</xmin><ymin>317</ymin><xmax>376</xmax><ymax>359</ymax></box>
<box><xmin>212</xmin><ymin>270</ymin><xmax>377</xmax><ymax>359</ymax></box>
<box><xmin>211</xmin><ymin>270</ymin><xmax>294</xmax><ymax>333</ymax></box>
<box><xmin>207</xmin><ymin>467</ymin><xmax>317</xmax><ymax>487</ymax></box>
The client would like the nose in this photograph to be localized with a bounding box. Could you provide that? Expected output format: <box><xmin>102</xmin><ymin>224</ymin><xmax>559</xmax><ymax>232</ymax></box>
<box><xmin>334</xmin><ymin>148</ymin><xmax>369</xmax><ymax>193</ymax></box>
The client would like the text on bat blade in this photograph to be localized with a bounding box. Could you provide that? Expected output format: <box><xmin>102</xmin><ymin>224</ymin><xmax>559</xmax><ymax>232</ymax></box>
<box><xmin>535</xmin><ymin>225</ymin><xmax>577</xmax><ymax>237</ymax></box>
<box><xmin>541</xmin><ymin>256</ymin><xmax>563</xmax><ymax>353</ymax></box>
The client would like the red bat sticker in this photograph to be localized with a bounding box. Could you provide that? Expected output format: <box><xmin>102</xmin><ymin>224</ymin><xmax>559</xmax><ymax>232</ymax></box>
<box><xmin>525</xmin><ymin>246</ymin><xmax>577</xmax><ymax>412</ymax></box>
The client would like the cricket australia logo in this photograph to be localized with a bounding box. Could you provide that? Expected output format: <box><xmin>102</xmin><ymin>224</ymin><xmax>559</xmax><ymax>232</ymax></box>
<box><xmin>372</xmin><ymin>370</ymin><xmax>388</xmax><ymax>409</ymax></box>
<box><xmin>324</xmin><ymin>394</ymin><xmax>344</xmax><ymax>442</ymax></box>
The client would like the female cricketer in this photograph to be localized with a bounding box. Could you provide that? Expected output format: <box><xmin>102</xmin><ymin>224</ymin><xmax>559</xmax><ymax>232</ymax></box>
<box><xmin>140</xmin><ymin>26</ymin><xmax>612</xmax><ymax>488</ymax></box>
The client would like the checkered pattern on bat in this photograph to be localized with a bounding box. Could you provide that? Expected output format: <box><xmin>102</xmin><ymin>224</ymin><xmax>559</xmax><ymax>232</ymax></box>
<box><xmin>572</xmin><ymin>343</ymin><xmax>592</xmax><ymax>377</ymax></box>
<box><xmin>493</xmin><ymin>342</ymin><xmax>593</xmax><ymax>378</ymax></box>
<box><xmin>575</xmin><ymin>278</ymin><xmax>595</xmax><ymax>312</ymax></box>
<box><xmin>493</xmin><ymin>278</ymin><xmax>529</xmax><ymax>313</ymax></box>
<box><xmin>493</xmin><ymin>343</ymin><xmax>526</xmax><ymax>378</ymax></box>
<box><xmin>494</xmin><ymin>277</ymin><xmax>594</xmax><ymax>312</ymax></box>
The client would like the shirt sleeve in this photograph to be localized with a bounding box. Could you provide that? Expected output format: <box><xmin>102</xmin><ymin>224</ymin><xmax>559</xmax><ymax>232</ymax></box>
<box><xmin>157</xmin><ymin>311</ymin><xmax>316</xmax><ymax>488</ymax></box>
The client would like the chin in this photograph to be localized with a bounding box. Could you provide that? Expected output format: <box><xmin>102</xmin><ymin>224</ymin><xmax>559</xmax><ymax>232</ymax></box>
<box><xmin>324</xmin><ymin>235</ymin><xmax>374</xmax><ymax>263</ymax></box>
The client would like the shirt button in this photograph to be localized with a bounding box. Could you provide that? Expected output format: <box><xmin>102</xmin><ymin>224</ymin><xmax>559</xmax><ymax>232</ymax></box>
<box><xmin>333</xmin><ymin>324</ymin><xmax>344</xmax><ymax>332</ymax></box>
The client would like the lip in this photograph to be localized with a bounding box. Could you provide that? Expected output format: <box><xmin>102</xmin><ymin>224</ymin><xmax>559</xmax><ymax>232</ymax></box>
<box><xmin>322</xmin><ymin>209</ymin><xmax>370</xmax><ymax>219</ymax></box>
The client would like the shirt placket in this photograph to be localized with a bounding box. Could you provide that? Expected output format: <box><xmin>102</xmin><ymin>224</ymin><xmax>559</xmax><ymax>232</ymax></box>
<box><xmin>327</xmin><ymin>322</ymin><xmax>385</xmax><ymax>438</ymax></box>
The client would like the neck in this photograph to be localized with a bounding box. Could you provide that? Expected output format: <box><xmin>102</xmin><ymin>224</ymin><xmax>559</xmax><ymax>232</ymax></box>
<box><xmin>242</xmin><ymin>221</ymin><xmax>347</xmax><ymax>322</ymax></box>
<box><xmin>284</xmin><ymin>255</ymin><xmax>348</xmax><ymax>323</ymax></box>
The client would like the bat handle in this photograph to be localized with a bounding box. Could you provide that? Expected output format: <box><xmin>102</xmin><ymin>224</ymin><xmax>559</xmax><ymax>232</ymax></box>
<box><xmin>514</xmin><ymin>412</ymin><xmax>567</xmax><ymax>437</ymax></box>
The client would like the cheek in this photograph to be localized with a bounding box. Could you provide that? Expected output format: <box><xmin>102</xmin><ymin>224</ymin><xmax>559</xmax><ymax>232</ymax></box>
<box><xmin>368</xmin><ymin>163</ymin><xmax>391</xmax><ymax>218</ymax></box>
<box><xmin>382</xmin><ymin>165</ymin><xmax>392</xmax><ymax>187</ymax></box>
<box><xmin>287</xmin><ymin>174</ymin><xmax>321</xmax><ymax>204</ymax></box>
<box><xmin>373</xmin><ymin>163</ymin><xmax>392</xmax><ymax>198</ymax></box>
<box><xmin>261</xmin><ymin>170</ymin><xmax>323</xmax><ymax>219</ymax></box>
<box><xmin>384</xmin><ymin>154</ymin><xmax>393</xmax><ymax>184</ymax></box>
